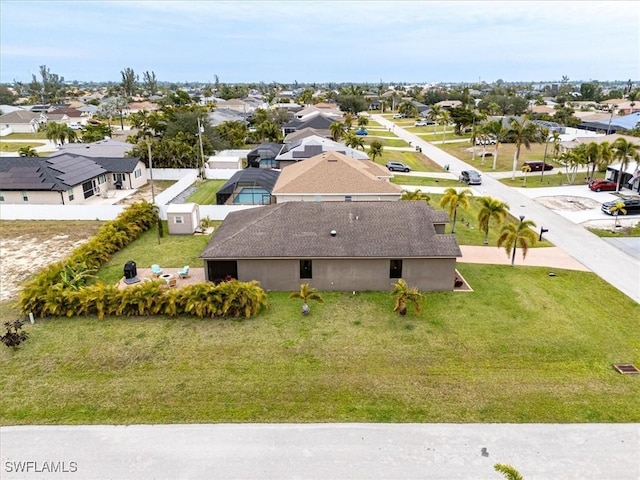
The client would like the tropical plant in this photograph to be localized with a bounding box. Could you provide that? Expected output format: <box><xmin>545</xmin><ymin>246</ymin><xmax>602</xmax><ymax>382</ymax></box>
<box><xmin>401</xmin><ymin>189</ymin><xmax>430</xmax><ymax>203</ymax></box>
<box><xmin>357</xmin><ymin>115</ymin><xmax>369</xmax><ymax>128</ymax></box>
<box><xmin>344</xmin><ymin>131</ymin><xmax>365</xmax><ymax>150</ymax></box>
<box><xmin>477</xmin><ymin>196</ymin><xmax>510</xmax><ymax>244</ymax></box>
<box><xmin>521</xmin><ymin>163</ymin><xmax>532</xmax><ymax>186</ymax></box>
<box><xmin>330</xmin><ymin>121</ymin><xmax>345</xmax><ymax>142</ymax></box>
<box><xmin>18</xmin><ymin>146</ymin><xmax>38</xmax><ymax>157</ymax></box>
<box><xmin>44</xmin><ymin>121</ymin><xmax>77</xmax><ymax>145</ymax></box>
<box><xmin>494</xmin><ymin>463</ymin><xmax>525</xmax><ymax>480</ymax></box>
<box><xmin>611</xmin><ymin>137</ymin><xmax>640</xmax><ymax>192</ymax></box>
<box><xmin>1</xmin><ymin>320</ymin><xmax>29</xmax><ymax>348</ymax></box>
<box><xmin>439</xmin><ymin>187</ymin><xmax>472</xmax><ymax>233</ymax></box>
<box><xmin>497</xmin><ymin>217</ymin><xmax>538</xmax><ymax>266</ymax></box>
<box><xmin>610</xmin><ymin>201</ymin><xmax>627</xmax><ymax>233</ymax></box>
<box><xmin>439</xmin><ymin>110</ymin><xmax>451</xmax><ymax>144</ymax></box>
<box><xmin>59</xmin><ymin>263</ymin><xmax>97</xmax><ymax>290</ymax></box>
<box><xmin>427</xmin><ymin>105</ymin><xmax>441</xmax><ymax>139</ymax></box>
<box><xmin>289</xmin><ymin>283</ymin><xmax>324</xmax><ymax>315</ymax></box>
<box><xmin>482</xmin><ymin>120</ymin><xmax>507</xmax><ymax>170</ymax></box>
<box><xmin>507</xmin><ymin>117</ymin><xmax>539</xmax><ymax>180</ymax></box>
<box><xmin>391</xmin><ymin>279</ymin><xmax>424</xmax><ymax>316</ymax></box>
<box><xmin>368</xmin><ymin>139</ymin><xmax>384</xmax><ymax>162</ymax></box>
<box><xmin>398</xmin><ymin>100</ymin><xmax>418</xmax><ymax>118</ymax></box>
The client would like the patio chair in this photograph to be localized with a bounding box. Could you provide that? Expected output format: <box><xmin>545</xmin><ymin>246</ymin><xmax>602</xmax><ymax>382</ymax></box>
<box><xmin>178</xmin><ymin>266</ymin><xmax>190</xmax><ymax>279</ymax></box>
<box><xmin>151</xmin><ymin>264</ymin><xmax>163</xmax><ymax>277</ymax></box>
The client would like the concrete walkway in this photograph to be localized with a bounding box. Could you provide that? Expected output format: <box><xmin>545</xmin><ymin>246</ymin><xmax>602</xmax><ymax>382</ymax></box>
<box><xmin>374</xmin><ymin>115</ymin><xmax>640</xmax><ymax>303</ymax></box>
<box><xmin>1</xmin><ymin>424</ymin><xmax>638</xmax><ymax>479</ymax></box>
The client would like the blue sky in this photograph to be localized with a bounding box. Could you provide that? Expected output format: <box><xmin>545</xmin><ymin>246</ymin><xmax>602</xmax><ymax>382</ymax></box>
<box><xmin>1</xmin><ymin>1</ymin><xmax>638</xmax><ymax>85</ymax></box>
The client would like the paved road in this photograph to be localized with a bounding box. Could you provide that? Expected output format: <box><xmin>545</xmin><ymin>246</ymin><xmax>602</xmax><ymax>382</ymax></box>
<box><xmin>1</xmin><ymin>424</ymin><xmax>638</xmax><ymax>480</ymax></box>
<box><xmin>374</xmin><ymin>115</ymin><xmax>640</xmax><ymax>303</ymax></box>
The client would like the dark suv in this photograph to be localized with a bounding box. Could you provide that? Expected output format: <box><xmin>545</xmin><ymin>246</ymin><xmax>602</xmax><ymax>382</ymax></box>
<box><xmin>523</xmin><ymin>161</ymin><xmax>553</xmax><ymax>172</ymax></box>
<box><xmin>601</xmin><ymin>198</ymin><xmax>640</xmax><ymax>215</ymax></box>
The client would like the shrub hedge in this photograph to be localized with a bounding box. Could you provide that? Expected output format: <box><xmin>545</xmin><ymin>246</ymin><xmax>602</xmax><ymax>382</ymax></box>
<box><xmin>17</xmin><ymin>202</ymin><xmax>267</xmax><ymax>319</ymax></box>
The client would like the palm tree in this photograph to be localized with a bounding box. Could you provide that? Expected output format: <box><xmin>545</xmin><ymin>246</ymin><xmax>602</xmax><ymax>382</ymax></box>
<box><xmin>18</xmin><ymin>146</ymin><xmax>38</xmax><ymax>157</ymax></box>
<box><xmin>477</xmin><ymin>196</ymin><xmax>510</xmax><ymax>244</ymax></box>
<box><xmin>440</xmin><ymin>110</ymin><xmax>451</xmax><ymax>144</ymax></box>
<box><xmin>521</xmin><ymin>163</ymin><xmax>532</xmax><ymax>186</ymax></box>
<box><xmin>609</xmin><ymin>201</ymin><xmax>627</xmax><ymax>233</ymax></box>
<box><xmin>391</xmin><ymin>279</ymin><xmax>424</xmax><ymax>316</ymax></box>
<box><xmin>439</xmin><ymin>187</ymin><xmax>472</xmax><ymax>233</ymax></box>
<box><xmin>507</xmin><ymin>117</ymin><xmax>539</xmax><ymax>180</ymax></box>
<box><xmin>584</xmin><ymin>141</ymin><xmax>600</xmax><ymax>181</ymax></box>
<box><xmin>330</xmin><ymin>121</ymin><xmax>345</xmax><ymax>142</ymax></box>
<box><xmin>401</xmin><ymin>189</ymin><xmax>430</xmax><ymax>204</ymax></box>
<box><xmin>343</xmin><ymin>113</ymin><xmax>354</xmax><ymax>131</ymax></box>
<box><xmin>494</xmin><ymin>463</ymin><xmax>525</xmax><ymax>480</ymax></box>
<box><xmin>368</xmin><ymin>139</ymin><xmax>384</xmax><ymax>162</ymax></box>
<box><xmin>344</xmin><ymin>132</ymin><xmax>365</xmax><ymax>150</ymax></box>
<box><xmin>357</xmin><ymin>115</ymin><xmax>369</xmax><ymax>128</ymax></box>
<box><xmin>596</xmin><ymin>141</ymin><xmax>613</xmax><ymax>176</ymax></box>
<box><xmin>427</xmin><ymin>105</ymin><xmax>441</xmax><ymax>139</ymax></box>
<box><xmin>289</xmin><ymin>283</ymin><xmax>324</xmax><ymax>315</ymax></box>
<box><xmin>398</xmin><ymin>100</ymin><xmax>418</xmax><ymax>118</ymax></box>
<box><xmin>611</xmin><ymin>137</ymin><xmax>640</xmax><ymax>192</ymax></box>
<box><xmin>482</xmin><ymin>120</ymin><xmax>507</xmax><ymax>170</ymax></box>
<box><xmin>45</xmin><ymin>121</ymin><xmax>65</xmax><ymax>145</ymax></box>
<box><xmin>497</xmin><ymin>217</ymin><xmax>537</xmax><ymax>266</ymax></box>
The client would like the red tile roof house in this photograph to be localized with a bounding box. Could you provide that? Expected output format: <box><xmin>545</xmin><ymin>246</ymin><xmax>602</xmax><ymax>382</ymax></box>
<box><xmin>199</xmin><ymin>201</ymin><xmax>462</xmax><ymax>292</ymax></box>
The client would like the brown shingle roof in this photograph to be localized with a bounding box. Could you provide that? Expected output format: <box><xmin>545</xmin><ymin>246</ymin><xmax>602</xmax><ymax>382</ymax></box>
<box><xmin>273</xmin><ymin>151</ymin><xmax>401</xmax><ymax>196</ymax></box>
<box><xmin>200</xmin><ymin>201</ymin><xmax>460</xmax><ymax>259</ymax></box>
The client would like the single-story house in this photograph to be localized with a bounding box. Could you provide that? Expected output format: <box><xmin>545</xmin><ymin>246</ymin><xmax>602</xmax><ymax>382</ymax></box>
<box><xmin>275</xmin><ymin>135</ymin><xmax>369</xmax><ymax>169</ymax></box>
<box><xmin>50</xmin><ymin>139</ymin><xmax>134</xmax><ymax>158</ymax></box>
<box><xmin>0</xmin><ymin>154</ymin><xmax>146</xmax><ymax>204</ymax></box>
<box><xmin>216</xmin><ymin>168</ymin><xmax>280</xmax><ymax>205</ymax></box>
<box><xmin>200</xmin><ymin>201</ymin><xmax>461</xmax><ymax>291</ymax></box>
<box><xmin>272</xmin><ymin>151</ymin><xmax>401</xmax><ymax>203</ymax></box>
<box><xmin>284</xmin><ymin>127</ymin><xmax>331</xmax><ymax>144</ymax></box>
<box><xmin>283</xmin><ymin>112</ymin><xmax>340</xmax><ymax>136</ymax></box>
<box><xmin>246</xmin><ymin>142</ymin><xmax>283</xmax><ymax>168</ymax></box>
<box><xmin>0</xmin><ymin>110</ymin><xmax>43</xmax><ymax>134</ymax></box>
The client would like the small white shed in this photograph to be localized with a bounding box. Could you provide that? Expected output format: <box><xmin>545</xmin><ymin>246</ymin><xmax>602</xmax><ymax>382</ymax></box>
<box><xmin>166</xmin><ymin>203</ymin><xmax>200</xmax><ymax>235</ymax></box>
<box><xmin>207</xmin><ymin>156</ymin><xmax>242</xmax><ymax>169</ymax></box>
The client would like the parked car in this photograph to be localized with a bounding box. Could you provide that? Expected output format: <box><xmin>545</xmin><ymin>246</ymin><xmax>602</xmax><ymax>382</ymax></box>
<box><xmin>523</xmin><ymin>161</ymin><xmax>553</xmax><ymax>172</ymax></box>
<box><xmin>475</xmin><ymin>137</ymin><xmax>496</xmax><ymax>145</ymax></box>
<box><xmin>601</xmin><ymin>198</ymin><xmax>640</xmax><ymax>215</ymax></box>
<box><xmin>588</xmin><ymin>179</ymin><xmax>617</xmax><ymax>192</ymax></box>
<box><xmin>414</xmin><ymin>120</ymin><xmax>435</xmax><ymax>127</ymax></box>
<box><xmin>392</xmin><ymin>113</ymin><xmax>404</xmax><ymax>119</ymax></box>
<box><xmin>355</xmin><ymin>128</ymin><xmax>368</xmax><ymax>136</ymax></box>
<box><xmin>459</xmin><ymin>170</ymin><xmax>482</xmax><ymax>185</ymax></box>
<box><xmin>386</xmin><ymin>161</ymin><xmax>410</xmax><ymax>172</ymax></box>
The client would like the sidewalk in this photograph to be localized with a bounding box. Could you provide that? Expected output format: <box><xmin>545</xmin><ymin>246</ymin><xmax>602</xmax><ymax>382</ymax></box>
<box><xmin>459</xmin><ymin>245</ymin><xmax>590</xmax><ymax>271</ymax></box>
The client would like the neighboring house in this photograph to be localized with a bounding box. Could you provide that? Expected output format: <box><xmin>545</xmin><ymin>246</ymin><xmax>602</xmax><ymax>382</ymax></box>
<box><xmin>127</xmin><ymin>101</ymin><xmax>160</xmax><ymax>114</ymax></box>
<box><xmin>284</xmin><ymin>127</ymin><xmax>331</xmax><ymax>144</ymax></box>
<box><xmin>0</xmin><ymin>154</ymin><xmax>146</xmax><ymax>204</ymax></box>
<box><xmin>272</xmin><ymin>151</ymin><xmax>402</xmax><ymax>203</ymax></box>
<box><xmin>216</xmin><ymin>98</ymin><xmax>255</xmax><ymax>115</ymax></box>
<box><xmin>50</xmin><ymin>139</ymin><xmax>135</xmax><ymax>158</ymax></box>
<box><xmin>0</xmin><ymin>110</ymin><xmax>43</xmax><ymax>134</ymax></box>
<box><xmin>246</xmin><ymin>142</ymin><xmax>283</xmax><ymax>168</ymax></box>
<box><xmin>216</xmin><ymin>168</ymin><xmax>280</xmax><ymax>205</ymax></box>
<box><xmin>275</xmin><ymin>135</ymin><xmax>369</xmax><ymax>168</ymax></box>
<box><xmin>282</xmin><ymin>111</ymin><xmax>339</xmax><ymax>136</ymax></box>
<box><xmin>200</xmin><ymin>201</ymin><xmax>461</xmax><ymax>291</ymax></box>
<box><xmin>207</xmin><ymin>109</ymin><xmax>247</xmax><ymax>127</ymax></box>
<box><xmin>434</xmin><ymin>100</ymin><xmax>463</xmax><ymax>109</ymax></box>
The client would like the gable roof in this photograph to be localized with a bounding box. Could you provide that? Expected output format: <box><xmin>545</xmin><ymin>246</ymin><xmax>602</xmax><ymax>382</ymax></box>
<box><xmin>93</xmin><ymin>157</ymin><xmax>141</xmax><ymax>173</ymax></box>
<box><xmin>51</xmin><ymin>139</ymin><xmax>135</xmax><ymax>158</ymax></box>
<box><xmin>0</xmin><ymin>110</ymin><xmax>41</xmax><ymax>124</ymax></box>
<box><xmin>0</xmin><ymin>154</ymin><xmax>106</xmax><ymax>191</ymax></box>
<box><xmin>272</xmin><ymin>151</ymin><xmax>400</xmax><ymax>196</ymax></box>
<box><xmin>284</xmin><ymin>127</ymin><xmax>331</xmax><ymax>143</ymax></box>
<box><xmin>200</xmin><ymin>201</ymin><xmax>459</xmax><ymax>259</ymax></box>
<box><xmin>284</xmin><ymin>112</ymin><xmax>338</xmax><ymax>131</ymax></box>
<box><xmin>276</xmin><ymin>135</ymin><xmax>369</xmax><ymax>161</ymax></box>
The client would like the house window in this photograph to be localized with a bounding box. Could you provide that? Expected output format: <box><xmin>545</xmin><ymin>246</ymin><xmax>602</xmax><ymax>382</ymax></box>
<box><xmin>134</xmin><ymin>169</ymin><xmax>142</xmax><ymax>178</ymax></box>
<box><xmin>345</xmin><ymin>195</ymin><xmax>352</xmax><ymax>201</ymax></box>
<box><xmin>67</xmin><ymin>189</ymin><xmax>74</xmax><ymax>201</ymax></box>
<box><xmin>98</xmin><ymin>174</ymin><xmax>106</xmax><ymax>184</ymax></box>
<box><xmin>22</xmin><ymin>191</ymin><xmax>29</xmax><ymax>202</ymax></box>
<box><xmin>174</xmin><ymin>216</ymin><xmax>184</xmax><ymax>224</ymax></box>
<box><xmin>113</xmin><ymin>173</ymin><xmax>125</xmax><ymax>182</ymax></box>
<box><xmin>300</xmin><ymin>260</ymin><xmax>313</xmax><ymax>279</ymax></box>
<box><xmin>0</xmin><ymin>191</ymin><xmax>4</xmax><ymax>202</ymax></box>
<box><xmin>390</xmin><ymin>259</ymin><xmax>403</xmax><ymax>279</ymax></box>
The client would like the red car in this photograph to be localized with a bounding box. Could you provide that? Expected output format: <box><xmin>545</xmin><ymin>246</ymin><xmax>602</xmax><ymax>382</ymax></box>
<box><xmin>588</xmin><ymin>179</ymin><xmax>617</xmax><ymax>192</ymax></box>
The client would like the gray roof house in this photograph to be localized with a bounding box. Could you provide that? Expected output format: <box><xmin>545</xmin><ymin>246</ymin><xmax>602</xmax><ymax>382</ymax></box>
<box><xmin>275</xmin><ymin>135</ymin><xmax>369</xmax><ymax>168</ymax></box>
<box><xmin>200</xmin><ymin>201</ymin><xmax>462</xmax><ymax>291</ymax></box>
<box><xmin>0</xmin><ymin>154</ymin><xmax>146</xmax><ymax>204</ymax></box>
<box><xmin>50</xmin><ymin>139</ymin><xmax>134</xmax><ymax>158</ymax></box>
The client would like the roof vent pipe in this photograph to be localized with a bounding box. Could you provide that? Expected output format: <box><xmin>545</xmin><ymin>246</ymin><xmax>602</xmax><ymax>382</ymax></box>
<box><xmin>330</xmin><ymin>230</ymin><xmax>337</xmax><ymax>237</ymax></box>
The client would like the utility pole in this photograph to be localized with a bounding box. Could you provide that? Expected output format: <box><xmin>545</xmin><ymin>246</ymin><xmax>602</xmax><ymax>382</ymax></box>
<box><xmin>197</xmin><ymin>117</ymin><xmax>206</xmax><ymax>179</ymax></box>
<box><xmin>148</xmin><ymin>140</ymin><xmax>160</xmax><ymax>245</ymax></box>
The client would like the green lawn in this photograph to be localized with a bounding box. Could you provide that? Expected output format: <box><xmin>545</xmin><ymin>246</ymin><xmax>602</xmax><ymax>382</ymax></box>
<box><xmin>377</xmin><ymin>151</ymin><xmax>443</xmax><ymax>172</ymax></box>
<box><xmin>2</xmin><ymin>263</ymin><xmax>638</xmax><ymax>425</ymax></box>
<box><xmin>500</xmin><ymin>172</ymin><xmax>593</xmax><ymax>188</ymax></box>
<box><xmin>363</xmin><ymin>137</ymin><xmax>410</xmax><ymax>148</ymax></box>
<box><xmin>1</xmin><ymin>132</ymin><xmax>48</xmax><ymax>140</ymax></box>
<box><xmin>0</xmin><ymin>141</ymin><xmax>46</xmax><ymax>152</ymax></box>
<box><xmin>390</xmin><ymin>175</ymin><xmax>461</xmax><ymax>188</ymax></box>
<box><xmin>184</xmin><ymin>180</ymin><xmax>227</xmax><ymax>204</ymax></box>
<box><xmin>588</xmin><ymin>222</ymin><xmax>640</xmax><ymax>237</ymax></box>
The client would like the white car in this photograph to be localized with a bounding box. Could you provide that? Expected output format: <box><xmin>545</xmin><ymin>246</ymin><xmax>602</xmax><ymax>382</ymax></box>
<box><xmin>414</xmin><ymin>120</ymin><xmax>434</xmax><ymax>127</ymax></box>
<box><xmin>392</xmin><ymin>113</ymin><xmax>404</xmax><ymax>119</ymax></box>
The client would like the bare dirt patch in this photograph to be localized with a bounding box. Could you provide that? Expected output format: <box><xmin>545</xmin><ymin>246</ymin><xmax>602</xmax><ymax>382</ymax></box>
<box><xmin>0</xmin><ymin>221</ymin><xmax>102</xmax><ymax>302</ymax></box>
<box><xmin>535</xmin><ymin>195</ymin><xmax>601</xmax><ymax>211</ymax></box>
